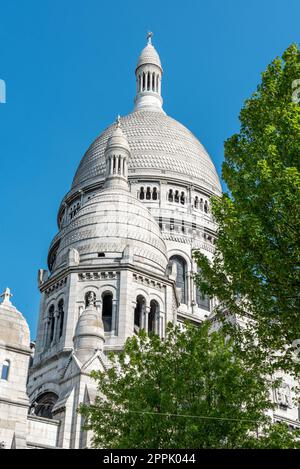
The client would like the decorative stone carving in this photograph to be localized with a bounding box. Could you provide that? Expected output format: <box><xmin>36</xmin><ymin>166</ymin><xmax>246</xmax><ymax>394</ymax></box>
<box><xmin>275</xmin><ymin>383</ymin><xmax>292</xmax><ymax>408</ymax></box>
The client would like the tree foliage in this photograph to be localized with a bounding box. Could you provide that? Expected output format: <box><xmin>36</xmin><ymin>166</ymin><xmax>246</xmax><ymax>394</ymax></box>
<box><xmin>79</xmin><ymin>324</ymin><xmax>299</xmax><ymax>448</ymax></box>
<box><xmin>194</xmin><ymin>44</ymin><xmax>300</xmax><ymax>374</ymax></box>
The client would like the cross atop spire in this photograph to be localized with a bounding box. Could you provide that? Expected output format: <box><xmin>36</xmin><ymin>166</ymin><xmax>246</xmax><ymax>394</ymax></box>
<box><xmin>147</xmin><ymin>31</ymin><xmax>153</xmax><ymax>45</ymax></box>
<box><xmin>0</xmin><ymin>287</ymin><xmax>13</xmax><ymax>306</ymax></box>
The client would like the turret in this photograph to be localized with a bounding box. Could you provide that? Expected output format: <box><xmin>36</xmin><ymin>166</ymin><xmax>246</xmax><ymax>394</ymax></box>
<box><xmin>104</xmin><ymin>116</ymin><xmax>130</xmax><ymax>190</ymax></box>
<box><xmin>73</xmin><ymin>292</ymin><xmax>105</xmax><ymax>364</ymax></box>
<box><xmin>134</xmin><ymin>32</ymin><xmax>164</xmax><ymax>112</ymax></box>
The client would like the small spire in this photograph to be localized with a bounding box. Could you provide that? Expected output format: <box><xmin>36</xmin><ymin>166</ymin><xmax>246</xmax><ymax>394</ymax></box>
<box><xmin>0</xmin><ymin>287</ymin><xmax>13</xmax><ymax>306</ymax></box>
<box><xmin>147</xmin><ymin>31</ymin><xmax>153</xmax><ymax>45</ymax></box>
<box><xmin>116</xmin><ymin>114</ymin><xmax>121</xmax><ymax>128</ymax></box>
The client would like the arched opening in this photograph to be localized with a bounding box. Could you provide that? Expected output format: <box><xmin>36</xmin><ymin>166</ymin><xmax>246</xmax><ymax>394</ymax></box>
<box><xmin>32</xmin><ymin>392</ymin><xmax>58</xmax><ymax>420</ymax></box>
<box><xmin>146</xmin><ymin>187</ymin><xmax>151</xmax><ymax>200</ymax></box>
<box><xmin>142</xmin><ymin>72</ymin><xmax>145</xmax><ymax>91</ymax></box>
<box><xmin>140</xmin><ymin>187</ymin><xmax>145</xmax><ymax>200</ymax></box>
<box><xmin>168</xmin><ymin>189</ymin><xmax>173</xmax><ymax>202</ymax></box>
<box><xmin>196</xmin><ymin>288</ymin><xmax>210</xmax><ymax>311</ymax></box>
<box><xmin>196</xmin><ymin>269</ymin><xmax>210</xmax><ymax>311</ymax></box>
<box><xmin>152</xmin><ymin>187</ymin><xmax>158</xmax><ymax>200</ymax></box>
<box><xmin>174</xmin><ymin>190</ymin><xmax>179</xmax><ymax>203</ymax></box>
<box><xmin>204</xmin><ymin>200</ymin><xmax>208</xmax><ymax>213</ymax></box>
<box><xmin>1</xmin><ymin>360</ymin><xmax>10</xmax><ymax>380</ymax></box>
<box><xmin>148</xmin><ymin>300</ymin><xmax>158</xmax><ymax>335</ymax></box>
<box><xmin>180</xmin><ymin>192</ymin><xmax>185</xmax><ymax>205</ymax></box>
<box><xmin>134</xmin><ymin>295</ymin><xmax>145</xmax><ymax>331</ymax></box>
<box><xmin>147</xmin><ymin>72</ymin><xmax>150</xmax><ymax>91</ymax></box>
<box><xmin>194</xmin><ymin>196</ymin><xmax>199</xmax><ymax>209</ymax></box>
<box><xmin>58</xmin><ymin>299</ymin><xmax>64</xmax><ymax>339</ymax></box>
<box><xmin>48</xmin><ymin>305</ymin><xmax>55</xmax><ymax>344</ymax></box>
<box><xmin>170</xmin><ymin>255</ymin><xmax>187</xmax><ymax>304</ymax></box>
<box><xmin>102</xmin><ymin>292</ymin><xmax>113</xmax><ymax>332</ymax></box>
<box><xmin>85</xmin><ymin>291</ymin><xmax>96</xmax><ymax>308</ymax></box>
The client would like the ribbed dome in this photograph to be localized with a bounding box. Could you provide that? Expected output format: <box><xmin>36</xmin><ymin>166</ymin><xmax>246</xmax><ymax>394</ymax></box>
<box><xmin>71</xmin><ymin>110</ymin><xmax>221</xmax><ymax>194</ymax></box>
<box><xmin>136</xmin><ymin>43</ymin><xmax>162</xmax><ymax>70</ymax></box>
<box><xmin>106</xmin><ymin>123</ymin><xmax>130</xmax><ymax>152</ymax></box>
<box><xmin>53</xmin><ymin>186</ymin><xmax>169</xmax><ymax>274</ymax></box>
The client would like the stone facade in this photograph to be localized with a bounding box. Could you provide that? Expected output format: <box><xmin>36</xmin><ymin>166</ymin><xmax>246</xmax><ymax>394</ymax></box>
<box><xmin>0</xmin><ymin>34</ymin><xmax>299</xmax><ymax>449</ymax></box>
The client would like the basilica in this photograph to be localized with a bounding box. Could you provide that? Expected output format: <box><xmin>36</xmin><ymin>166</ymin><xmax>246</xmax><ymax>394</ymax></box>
<box><xmin>0</xmin><ymin>34</ymin><xmax>299</xmax><ymax>449</ymax></box>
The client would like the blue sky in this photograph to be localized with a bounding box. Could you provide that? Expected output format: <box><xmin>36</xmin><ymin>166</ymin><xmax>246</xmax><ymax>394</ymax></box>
<box><xmin>0</xmin><ymin>0</ymin><xmax>299</xmax><ymax>336</ymax></box>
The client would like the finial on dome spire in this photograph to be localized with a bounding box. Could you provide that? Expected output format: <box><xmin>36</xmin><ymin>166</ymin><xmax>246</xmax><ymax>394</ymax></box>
<box><xmin>116</xmin><ymin>114</ymin><xmax>121</xmax><ymax>128</ymax></box>
<box><xmin>147</xmin><ymin>31</ymin><xmax>153</xmax><ymax>45</ymax></box>
<box><xmin>0</xmin><ymin>287</ymin><xmax>13</xmax><ymax>306</ymax></box>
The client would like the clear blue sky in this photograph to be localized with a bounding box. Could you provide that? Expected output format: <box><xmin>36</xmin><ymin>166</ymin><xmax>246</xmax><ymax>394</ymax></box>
<box><xmin>0</xmin><ymin>0</ymin><xmax>299</xmax><ymax>336</ymax></box>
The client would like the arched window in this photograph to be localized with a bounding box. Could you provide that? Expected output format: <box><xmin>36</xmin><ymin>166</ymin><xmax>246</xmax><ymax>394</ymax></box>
<box><xmin>174</xmin><ymin>190</ymin><xmax>179</xmax><ymax>203</ymax></box>
<box><xmin>32</xmin><ymin>392</ymin><xmax>58</xmax><ymax>420</ymax></box>
<box><xmin>194</xmin><ymin>196</ymin><xmax>199</xmax><ymax>209</ymax></box>
<box><xmin>170</xmin><ymin>255</ymin><xmax>187</xmax><ymax>304</ymax></box>
<box><xmin>1</xmin><ymin>360</ymin><xmax>10</xmax><ymax>380</ymax></box>
<box><xmin>146</xmin><ymin>187</ymin><xmax>151</xmax><ymax>200</ymax></box>
<box><xmin>200</xmin><ymin>198</ymin><xmax>204</xmax><ymax>210</ymax></box>
<box><xmin>196</xmin><ymin>288</ymin><xmax>210</xmax><ymax>311</ymax></box>
<box><xmin>152</xmin><ymin>187</ymin><xmax>158</xmax><ymax>200</ymax></box>
<box><xmin>85</xmin><ymin>291</ymin><xmax>96</xmax><ymax>308</ymax></box>
<box><xmin>196</xmin><ymin>269</ymin><xmax>210</xmax><ymax>311</ymax></box>
<box><xmin>148</xmin><ymin>300</ymin><xmax>158</xmax><ymax>335</ymax></box>
<box><xmin>168</xmin><ymin>189</ymin><xmax>173</xmax><ymax>202</ymax></box>
<box><xmin>134</xmin><ymin>295</ymin><xmax>145</xmax><ymax>331</ymax></box>
<box><xmin>102</xmin><ymin>292</ymin><xmax>113</xmax><ymax>332</ymax></box>
<box><xmin>48</xmin><ymin>305</ymin><xmax>55</xmax><ymax>344</ymax></box>
<box><xmin>140</xmin><ymin>187</ymin><xmax>145</xmax><ymax>200</ymax></box>
<box><xmin>180</xmin><ymin>192</ymin><xmax>185</xmax><ymax>205</ymax></box>
<box><xmin>58</xmin><ymin>299</ymin><xmax>64</xmax><ymax>339</ymax></box>
<box><xmin>204</xmin><ymin>200</ymin><xmax>208</xmax><ymax>213</ymax></box>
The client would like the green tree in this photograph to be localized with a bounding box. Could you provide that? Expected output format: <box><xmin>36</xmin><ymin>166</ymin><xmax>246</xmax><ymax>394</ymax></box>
<box><xmin>79</xmin><ymin>323</ymin><xmax>299</xmax><ymax>448</ymax></box>
<box><xmin>194</xmin><ymin>44</ymin><xmax>300</xmax><ymax>375</ymax></box>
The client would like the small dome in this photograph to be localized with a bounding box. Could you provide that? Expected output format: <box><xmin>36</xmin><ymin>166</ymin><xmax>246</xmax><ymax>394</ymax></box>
<box><xmin>136</xmin><ymin>43</ymin><xmax>162</xmax><ymax>70</ymax></box>
<box><xmin>51</xmin><ymin>186</ymin><xmax>169</xmax><ymax>274</ymax></box>
<box><xmin>106</xmin><ymin>122</ymin><xmax>130</xmax><ymax>153</ymax></box>
<box><xmin>0</xmin><ymin>289</ymin><xmax>30</xmax><ymax>349</ymax></box>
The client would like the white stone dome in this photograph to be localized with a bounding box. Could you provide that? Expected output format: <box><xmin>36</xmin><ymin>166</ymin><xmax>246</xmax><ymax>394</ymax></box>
<box><xmin>136</xmin><ymin>42</ymin><xmax>162</xmax><ymax>70</ymax></box>
<box><xmin>0</xmin><ymin>289</ymin><xmax>30</xmax><ymax>349</ymax></box>
<box><xmin>53</xmin><ymin>186</ymin><xmax>169</xmax><ymax>274</ymax></box>
<box><xmin>71</xmin><ymin>110</ymin><xmax>222</xmax><ymax>194</ymax></box>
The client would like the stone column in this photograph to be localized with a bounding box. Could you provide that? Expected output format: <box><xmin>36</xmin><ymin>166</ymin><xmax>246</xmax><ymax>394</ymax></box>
<box><xmin>112</xmin><ymin>299</ymin><xmax>118</xmax><ymax>335</ymax></box>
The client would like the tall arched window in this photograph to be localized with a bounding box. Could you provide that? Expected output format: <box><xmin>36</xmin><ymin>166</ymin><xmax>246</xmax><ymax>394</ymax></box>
<box><xmin>170</xmin><ymin>255</ymin><xmax>187</xmax><ymax>304</ymax></box>
<box><xmin>48</xmin><ymin>305</ymin><xmax>55</xmax><ymax>344</ymax></box>
<box><xmin>58</xmin><ymin>299</ymin><xmax>64</xmax><ymax>339</ymax></box>
<box><xmin>134</xmin><ymin>295</ymin><xmax>145</xmax><ymax>331</ymax></box>
<box><xmin>204</xmin><ymin>200</ymin><xmax>208</xmax><ymax>213</ymax></box>
<box><xmin>194</xmin><ymin>196</ymin><xmax>199</xmax><ymax>209</ymax></box>
<box><xmin>1</xmin><ymin>360</ymin><xmax>10</xmax><ymax>380</ymax></box>
<box><xmin>196</xmin><ymin>269</ymin><xmax>210</xmax><ymax>311</ymax></box>
<box><xmin>102</xmin><ymin>292</ymin><xmax>113</xmax><ymax>332</ymax></box>
<box><xmin>174</xmin><ymin>190</ymin><xmax>179</xmax><ymax>203</ymax></box>
<box><xmin>140</xmin><ymin>187</ymin><xmax>145</xmax><ymax>200</ymax></box>
<box><xmin>152</xmin><ymin>187</ymin><xmax>158</xmax><ymax>200</ymax></box>
<box><xmin>168</xmin><ymin>189</ymin><xmax>174</xmax><ymax>202</ymax></box>
<box><xmin>148</xmin><ymin>300</ymin><xmax>158</xmax><ymax>335</ymax></box>
<box><xmin>146</xmin><ymin>187</ymin><xmax>151</xmax><ymax>200</ymax></box>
